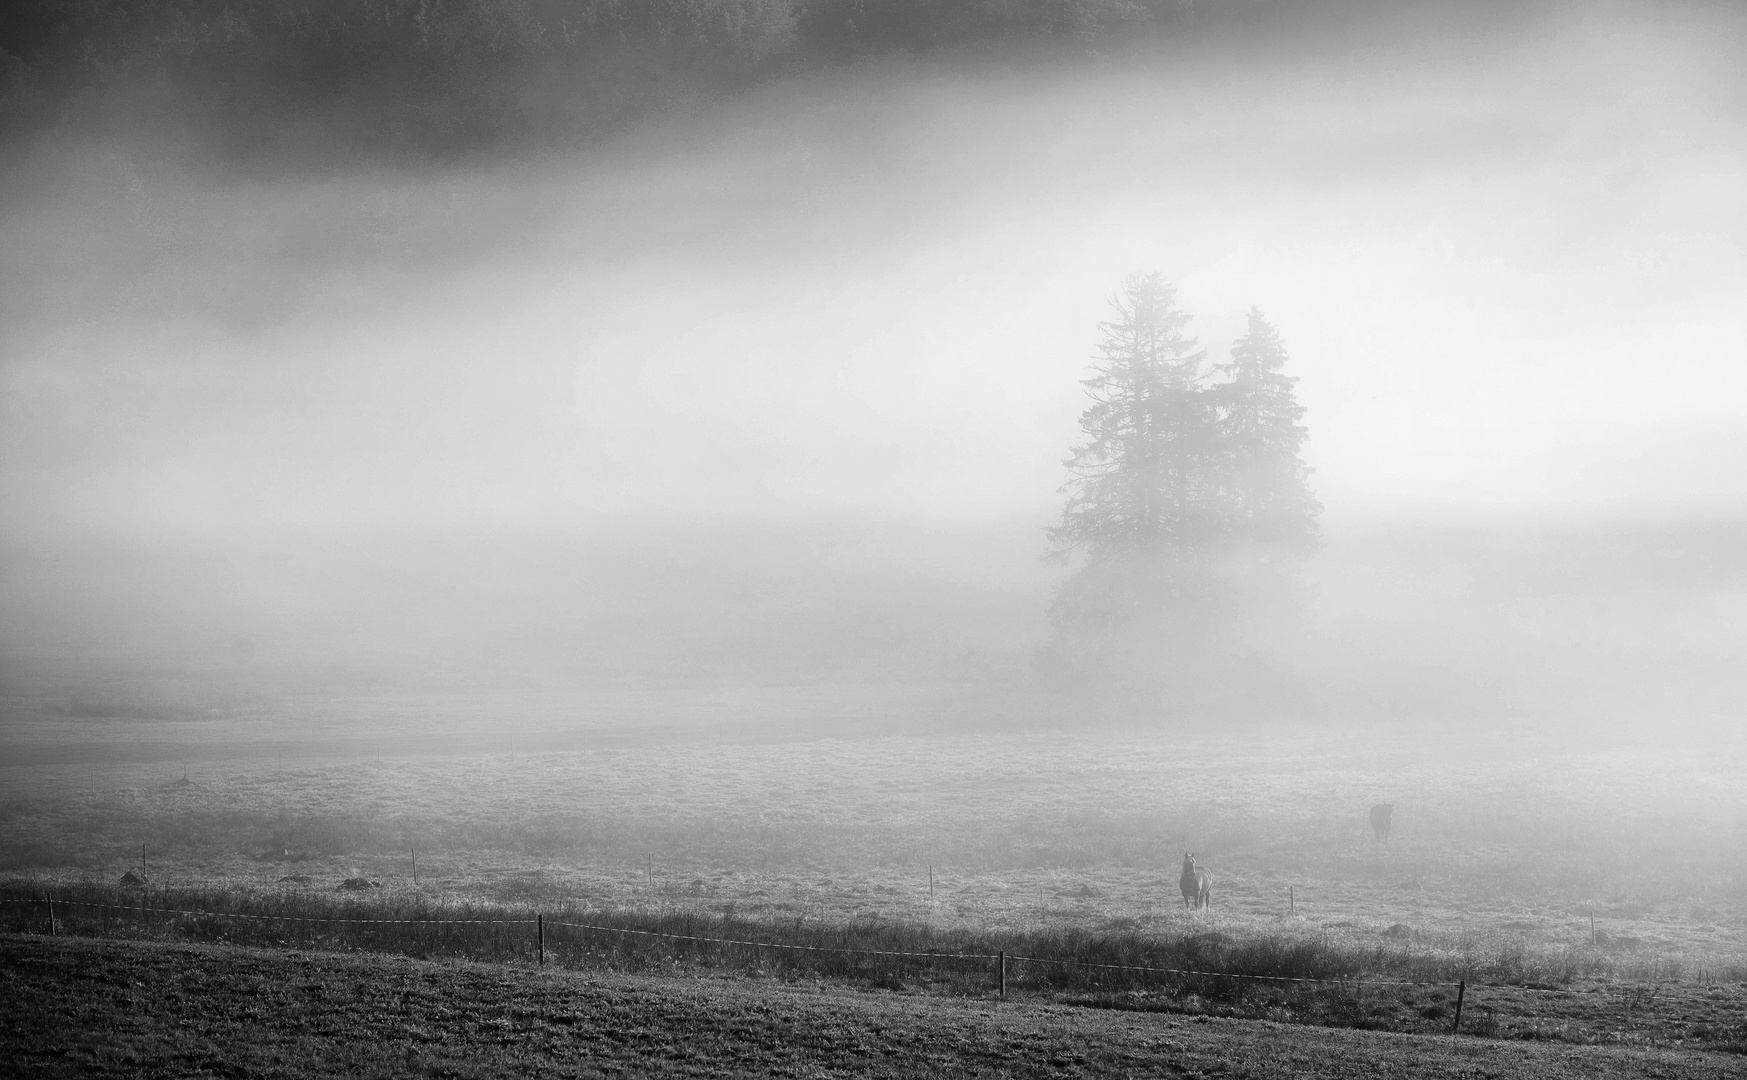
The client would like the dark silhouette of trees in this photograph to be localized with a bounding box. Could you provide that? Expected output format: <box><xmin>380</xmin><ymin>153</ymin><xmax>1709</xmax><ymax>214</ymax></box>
<box><xmin>0</xmin><ymin>0</ymin><xmax>1190</xmax><ymax>158</ymax></box>
<box><xmin>1047</xmin><ymin>272</ymin><xmax>1214</xmax><ymax>564</ymax></box>
<box><xmin>1214</xmin><ymin>307</ymin><xmax>1322</xmax><ymax>558</ymax></box>
<box><xmin>1046</xmin><ymin>275</ymin><xmax>1320</xmax><ymax>704</ymax></box>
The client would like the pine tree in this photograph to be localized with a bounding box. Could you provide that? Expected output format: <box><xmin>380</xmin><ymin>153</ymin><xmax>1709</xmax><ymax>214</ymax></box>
<box><xmin>1213</xmin><ymin>308</ymin><xmax>1321</xmax><ymax>558</ymax></box>
<box><xmin>1044</xmin><ymin>272</ymin><xmax>1217</xmax><ymax>646</ymax></box>
<box><xmin>1046</xmin><ymin>272</ymin><xmax>1214</xmax><ymax>567</ymax></box>
<box><xmin>1043</xmin><ymin>283</ymin><xmax>1321</xmax><ymax>705</ymax></box>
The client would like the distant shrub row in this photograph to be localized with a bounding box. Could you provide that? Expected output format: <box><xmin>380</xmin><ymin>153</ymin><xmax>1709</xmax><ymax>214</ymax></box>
<box><xmin>0</xmin><ymin>0</ymin><xmax>1216</xmax><ymax>157</ymax></box>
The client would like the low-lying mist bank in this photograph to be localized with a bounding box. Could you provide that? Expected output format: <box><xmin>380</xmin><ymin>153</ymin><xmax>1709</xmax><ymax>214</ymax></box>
<box><xmin>0</xmin><ymin>520</ymin><xmax>1052</xmax><ymax>694</ymax></box>
<box><xmin>2</xmin><ymin>514</ymin><xmax>1744</xmax><ymax>740</ymax></box>
<box><xmin>3</xmin><ymin>2</ymin><xmax>1744</xmax><ymax>746</ymax></box>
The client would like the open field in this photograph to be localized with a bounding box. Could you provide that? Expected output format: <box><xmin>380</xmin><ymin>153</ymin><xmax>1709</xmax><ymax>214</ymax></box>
<box><xmin>5</xmin><ymin>933</ymin><xmax>1744</xmax><ymax>1079</ymax></box>
<box><xmin>5</xmin><ymin>0</ymin><xmax>1747</xmax><ymax>1072</ymax></box>
<box><xmin>3</xmin><ymin>701</ymin><xmax>1744</xmax><ymax>1054</ymax></box>
<box><xmin>5</xmin><ymin>710</ymin><xmax>1744</xmax><ymax>963</ymax></box>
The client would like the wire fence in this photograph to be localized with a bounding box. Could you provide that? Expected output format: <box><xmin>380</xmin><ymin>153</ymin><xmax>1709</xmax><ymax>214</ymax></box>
<box><xmin>1</xmin><ymin>888</ymin><xmax>1645</xmax><ymax>1033</ymax></box>
<box><xmin>16</xmin><ymin>898</ymin><xmax>536</xmax><ymax>925</ymax></box>
<box><xmin>1007</xmin><ymin>952</ymin><xmax>1410</xmax><ymax>986</ymax></box>
<box><xmin>543</xmin><ymin>918</ymin><xmax>995</xmax><ymax>960</ymax></box>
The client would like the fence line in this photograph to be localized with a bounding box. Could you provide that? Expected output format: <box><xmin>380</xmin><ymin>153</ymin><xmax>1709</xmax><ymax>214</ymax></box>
<box><xmin>1005</xmin><ymin>953</ymin><xmax>1601</xmax><ymax>995</ymax></box>
<box><xmin>1005</xmin><ymin>952</ymin><xmax>1411</xmax><ymax>986</ymax></box>
<box><xmin>545</xmin><ymin>918</ymin><xmax>997</xmax><ymax>960</ymax></box>
<box><xmin>3</xmin><ymin>894</ymin><xmax>1606</xmax><ymax>997</ymax></box>
<box><xmin>4</xmin><ymin>897</ymin><xmax>533</xmax><ymax>925</ymax></box>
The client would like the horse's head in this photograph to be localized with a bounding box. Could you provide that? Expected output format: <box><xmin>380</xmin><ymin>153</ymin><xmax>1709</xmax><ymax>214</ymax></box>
<box><xmin>1182</xmin><ymin>852</ymin><xmax>1196</xmax><ymax>870</ymax></box>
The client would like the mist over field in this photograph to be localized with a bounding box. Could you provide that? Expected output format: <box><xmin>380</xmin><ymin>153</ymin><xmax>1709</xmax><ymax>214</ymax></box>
<box><xmin>4</xmin><ymin>0</ymin><xmax>1745</xmax><ymax>748</ymax></box>
<box><xmin>4</xmin><ymin>5</ymin><xmax>1747</xmax><ymax>1071</ymax></box>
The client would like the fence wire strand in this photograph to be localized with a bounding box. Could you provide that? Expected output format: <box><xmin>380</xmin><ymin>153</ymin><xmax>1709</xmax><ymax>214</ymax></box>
<box><xmin>1005</xmin><ymin>952</ymin><xmax>1409</xmax><ymax>986</ymax></box>
<box><xmin>8</xmin><ymin>897</ymin><xmax>534</xmax><ymax>925</ymax></box>
<box><xmin>0</xmin><ymin>895</ymin><xmax>1627</xmax><ymax>995</ymax></box>
<box><xmin>546</xmin><ymin>918</ymin><xmax>996</xmax><ymax>959</ymax></box>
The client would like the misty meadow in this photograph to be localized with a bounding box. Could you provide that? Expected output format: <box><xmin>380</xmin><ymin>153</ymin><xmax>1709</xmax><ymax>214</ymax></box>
<box><xmin>2</xmin><ymin>1</ymin><xmax>1745</xmax><ymax>1077</ymax></box>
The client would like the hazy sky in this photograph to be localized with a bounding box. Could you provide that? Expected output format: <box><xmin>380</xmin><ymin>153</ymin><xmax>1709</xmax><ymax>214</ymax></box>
<box><xmin>3</xmin><ymin>1</ymin><xmax>1745</xmax><ymax>544</ymax></box>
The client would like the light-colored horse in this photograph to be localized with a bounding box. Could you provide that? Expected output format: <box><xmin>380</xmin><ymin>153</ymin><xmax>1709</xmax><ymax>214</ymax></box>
<box><xmin>1179</xmin><ymin>853</ymin><xmax>1212</xmax><ymax>910</ymax></box>
<box><xmin>1370</xmin><ymin>804</ymin><xmax>1394</xmax><ymax>842</ymax></box>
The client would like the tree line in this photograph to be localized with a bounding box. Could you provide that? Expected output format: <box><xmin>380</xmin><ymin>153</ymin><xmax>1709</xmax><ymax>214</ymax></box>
<box><xmin>0</xmin><ymin>0</ymin><xmax>1354</xmax><ymax>158</ymax></box>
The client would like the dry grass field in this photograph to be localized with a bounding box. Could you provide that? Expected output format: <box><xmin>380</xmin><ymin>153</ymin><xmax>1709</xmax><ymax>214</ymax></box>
<box><xmin>6</xmin><ymin>701</ymin><xmax>1744</xmax><ymax>959</ymax></box>
<box><xmin>5</xmin><ymin>933</ymin><xmax>1744</xmax><ymax>1079</ymax></box>
<box><xmin>3</xmin><ymin>689</ymin><xmax>1745</xmax><ymax>1064</ymax></box>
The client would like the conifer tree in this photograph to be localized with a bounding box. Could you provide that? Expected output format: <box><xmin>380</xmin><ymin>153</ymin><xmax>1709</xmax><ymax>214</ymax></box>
<box><xmin>1046</xmin><ymin>272</ymin><xmax>1213</xmax><ymax>566</ymax></box>
<box><xmin>1044</xmin><ymin>282</ymin><xmax>1320</xmax><ymax>700</ymax></box>
<box><xmin>1213</xmin><ymin>308</ymin><xmax>1321</xmax><ymax>557</ymax></box>
<box><xmin>1045</xmin><ymin>272</ymin><xmax>1216</xmax><ymax>640</ymax></box>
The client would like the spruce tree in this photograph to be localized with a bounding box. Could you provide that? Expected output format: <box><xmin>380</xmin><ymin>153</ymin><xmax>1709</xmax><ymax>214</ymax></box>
<box><xmin>1046</xmin><ymin>272</ymin><xmax>1214</xmax><ymax>638</ymax></box>
<box><xmin>1044</xmin><ymin>284</ymin><xmax>1320</xmax><ymax>703</ymax></box>
<box><xmin>1046</xmin><ymin>272</ymin><xmax>1213</xmax><ymax>565</ymax></box>
<box><xmin>1213</xmin><ymin>308</ymin><xmax>1321</xmax><ymax>558</ymax></box>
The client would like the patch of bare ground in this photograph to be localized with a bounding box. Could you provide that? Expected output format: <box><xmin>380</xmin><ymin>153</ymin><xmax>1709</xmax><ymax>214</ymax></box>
<box><xmin>1</xmin><ymin>933</ymin><xmax>1739</xmax><ymax>1079</ymax></box>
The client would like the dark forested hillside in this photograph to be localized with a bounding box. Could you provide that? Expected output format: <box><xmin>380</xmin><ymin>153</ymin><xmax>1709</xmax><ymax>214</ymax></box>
<box><xmin>0</xmin><ymin>0</ymin><xmax>1210</xmax><ymax>158</ymax></box>
<box><xmin>0</xmin><ymin>1</ymin><xmax>1535</xmax><ymax>160</ymax></box>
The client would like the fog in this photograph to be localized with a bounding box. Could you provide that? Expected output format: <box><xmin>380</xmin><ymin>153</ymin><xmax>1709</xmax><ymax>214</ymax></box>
<box><xmin>5</xmin><ymin>12</ymin><xmax>1747</xmax><ymax>1056</ymax></box>
<box><xmin>3</xmin><ymin>1</ymin><xmax>1746</xmax><ymax>746</ymax></box>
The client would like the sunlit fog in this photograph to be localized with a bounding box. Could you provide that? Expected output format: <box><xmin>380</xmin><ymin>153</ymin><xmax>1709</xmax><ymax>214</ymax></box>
<box><xmin>5</xmin><ymin>3</ymin><xmax>1744</xmax><ymax>732</ymax></box>
<box><xmin>1</xmin><ymin>1</ymin><xmax>1745</xmax><ymax>1069</ymax></box>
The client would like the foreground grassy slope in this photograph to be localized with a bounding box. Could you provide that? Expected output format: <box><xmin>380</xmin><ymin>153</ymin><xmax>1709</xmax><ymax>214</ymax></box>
<box><xmin>3</xmin><ymin>933</ymin><xmax>1738</xmax><ymax>1079</ymax></box>
<box><xmin>8</xmin><ymin>885</ymin><xmax>1747</xmax><ymax>1051</ymax></box>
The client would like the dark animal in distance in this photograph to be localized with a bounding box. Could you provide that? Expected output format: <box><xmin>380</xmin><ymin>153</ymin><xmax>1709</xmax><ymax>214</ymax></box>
<box><xmin>1179</xmin><ymin>853</ymin><xmax>1212</xmax><ymax>910</ymax></box>
<box><xmin>1370</xmin><ymin>803</ymin><xmax>1394</xmax><ymax>842</ymax></box>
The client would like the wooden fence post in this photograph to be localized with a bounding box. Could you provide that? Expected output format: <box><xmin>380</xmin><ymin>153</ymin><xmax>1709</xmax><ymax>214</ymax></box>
<box><xmin>1453</xmin><ymin>980</ymin><xmax>1466</xmax><ymax>1032</ymax></box>
<box><xmin>538</xmin><ymin>914</ymin><xmax>544</xmax><ymax>967</ymax></box>
<box><xmin>1289</xmin><ymin>886</ymin><xmax>1294</xmax><ymax>917</ymax></box>
<box><xmin>998</xmin><ymin>951</ymin><xmax>1006</xmax><ymax>1000</ymax></box>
